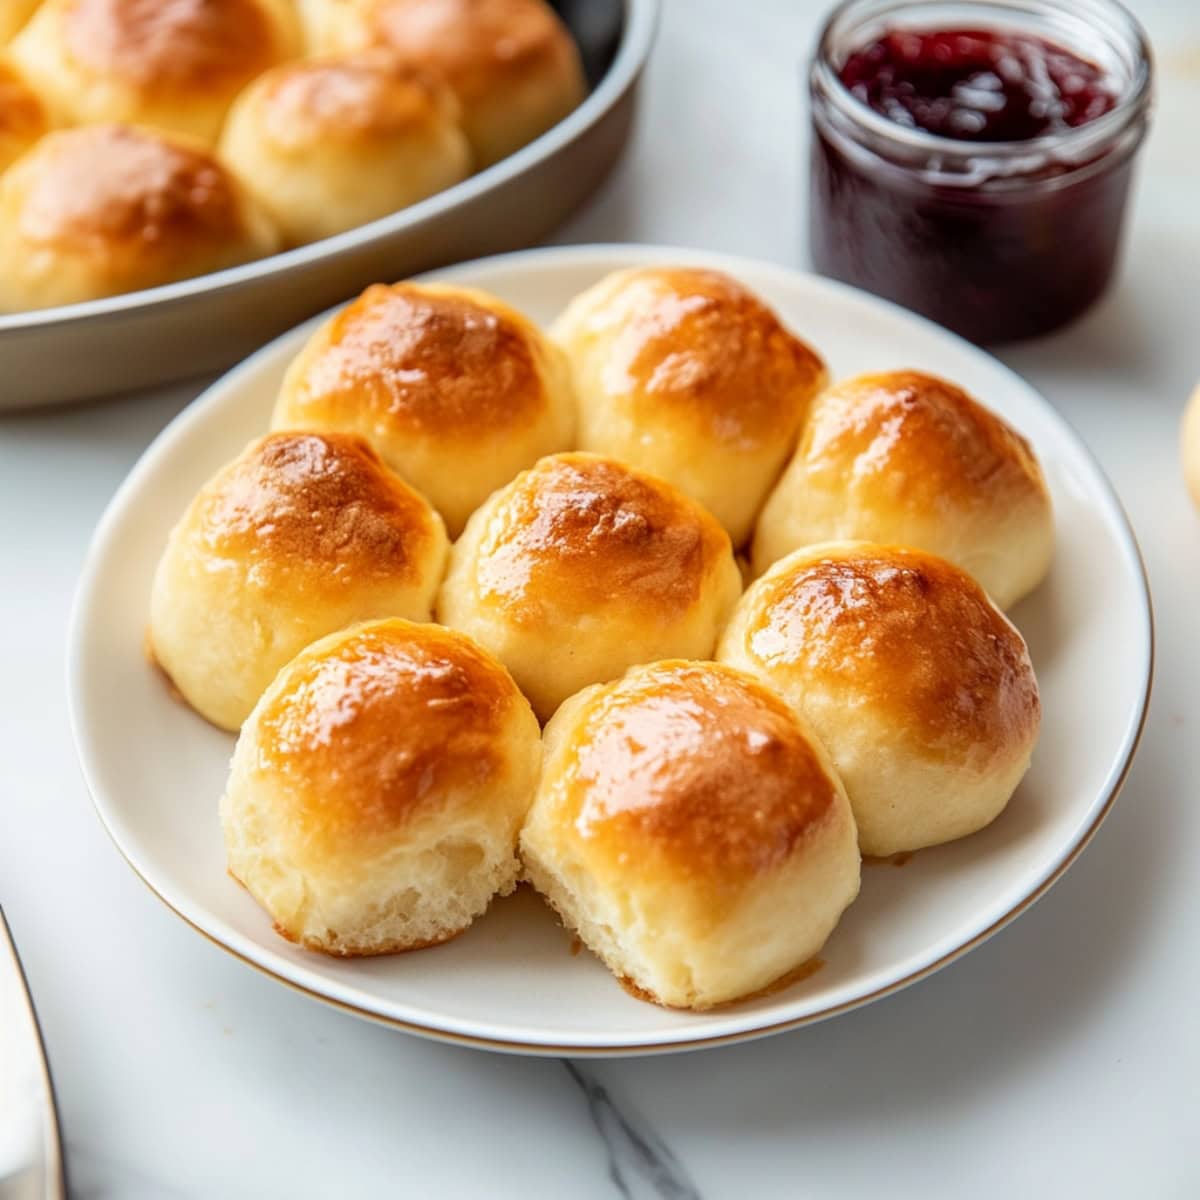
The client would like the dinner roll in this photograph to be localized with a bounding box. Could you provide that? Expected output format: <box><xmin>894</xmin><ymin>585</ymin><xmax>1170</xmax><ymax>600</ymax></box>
<box><xmin>273</xmin><ymin>281</ymin><xmax>576</xmax><ymax>537</ymax></box>
<box><xmin>0</xmin><ymin>57</ymin><xmax>50</xmax><ymax>174</ymax></box>
<box><xmin>306</xmin><ymin>0</ymin><xmax>585</xmax><ymax>167</ymax></box>
<box><xmin>520</xmin><ymin>660</ymin><xmax>860</xmax><ymax>1009</ymax></box>
<box><xmin>0</xmin><ymin>1</ymin><xmax>39</xmax><ymax>45</ymax></box>
<box><xmin>718</xmin><ymin>542</ymin><xmax>1041</xmax><ymax>857</ymax></box>
<box><xmin>219</xmin><ymin>52</ymin><xmax>471</xmax><ymax>247</ymax></box>
<box><xmin>10</xmin><ymin>0</ymin><xmax>301</xmax><ymax>145</ymax></box>
<box><xmin>0</xmin><ymin>124</ymin><xmax>279</xmax><ymax>311</ymax></box>
<box><xmin>150</xmin><ymin>431</ymin><xmax>448</xmax><ymax>731</ymax></box>
<box><xmin>223</xmin><ymin>619</ymin><xmax>541</xmax><ymax>956</ymax></box>
<box><xmin>438</xmin><ymin>453</ymin><xmax>743</xmax><ymax>722</ymax></box>
<box><xmin>1182</xmin><ymin>383</ymin><xmax>1200</xmax><ymax>509</ymax></box>
<box><xmin>551</xmin><ymin>266</ymin><xmax>828</xmax><ymax>546</ymax></box>
<box><xmin>752</xmin><ymin>371</ymin><xmax>1054</xmax><ymax>608</ymax></box>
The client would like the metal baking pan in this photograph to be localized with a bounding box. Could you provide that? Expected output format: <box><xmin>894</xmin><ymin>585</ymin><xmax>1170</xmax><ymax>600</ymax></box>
<box><xmin>0</xmin><ymin>0</ymin><xmax>657</xmax><ymax>409</ymax></box>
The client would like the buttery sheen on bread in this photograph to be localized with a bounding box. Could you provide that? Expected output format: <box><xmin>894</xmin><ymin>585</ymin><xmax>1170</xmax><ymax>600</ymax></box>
<box><xmin>552</xmin><ymin>266</ymin><xmax>828</xmax><ymax>546</ymax></box>
<box><xmin>520</xmin><ymin>659</ymin><xmax>861</xmax><ymax>1009</ymax></box>
<box><xmin>719</xmin><ymin>542</ymin><xmax>1041</xmax><ymax>856</ymax></box>
<box><xmin>273</xmin><ymin>281</ymin><xmax>576</xmax><ymax>537</ymax></box>
<box><xmin>0</xmin><ymin>1</ymin><xmax>39</xmax><ymax>45</ymax></box>
<box><xmin>0</xmin><ymin>57</ymin><xmax>50</xmax><ymax>173</ymax></box>
<box><xmin>302</xmin><ymin>0</ymin><xmax>585</xmax><ymax>166</ymax></box>
<box><xmin>10</xmin><ymin>0</ymin><xmax>301</xmax><ymax>145</ymax></box>
<box><xmin>438</xmin><ymin>452</ymin><xmax>743</xmax><ymax>721</ymax></box>
<box><xmin>0</xmin><ymin>123</ymin><xmax>279</xmax><ymax>311</ymax></box>
<box><xmin>752</xmin><ymin>370</ymin><xmax>1054</xmax><ymax>608</ymax></box>
<box><xmin>223</xmin><ymin>619</ymin><xmax>541</xmax><ymax>956</ymax></box>
<box><xmin>150</xmin><ymin>431</ymin><xmax>448</xmax><ymax>730</ymax></box>
<box><xmin>219</xmin><ymin>52</ymin><xmax>471</xmax><ymax>246</ymax></box>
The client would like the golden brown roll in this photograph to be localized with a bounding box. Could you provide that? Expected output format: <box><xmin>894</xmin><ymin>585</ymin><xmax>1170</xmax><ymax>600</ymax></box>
<box><xmin>437</xmin><ymin>452</ymin><xmax>743</xmax><ymax>722</ymax></box>
<box><xmin>0</xmin><ymin>1</ymin><xmax>40</xmax><ymax>46</ymax></box>
<box><xmin>752</xmin><ymin>370</ymin><xmax>1054</xmax><ymax>608</ymax></box>
<box><xmin>219</xmin><ymin>52</ymin><xmax>471</xmax><ymax>247</ymax></box>
<box><xmin>0</xmin><ymin>123</ymin><xmax>279</xmax><ymax>311</ymax></box>
<box><xmin>551</xmin><ymin>267</ymin><xmax>828</xmax><ymax>547</ymax></box>
<box><xmin>150</xmin><ymin>431</ymin><xmax>449</xmax><ymax>731</ymax></box>
<box><xmin>272</xmin><ymin>281</ymin><xmax>576</xmax><ymax>537</ymax></box>
<box><xmin>1182</xmin><ymin>383</ymin><xmax>1200</xmax><ymax>509</ymax></box>
<box><xmin>520</xmin><ymin>660</ymin><xmax>860</xmax><ymax>1009</ymax></box>
<box><xmin>0</xmin><ymin>57</ymin><xmax>50</xmax><ymax>174</ymax></box>
<box><xmin>304</xmin><ymin>0</ymin><xmax>585</xmax><ymax>167</ymax></box>
<box><xmin>222</xmin><ymin>618</ymin><xmax>541</xmax><ymax>956</ymax></box>
<box><xmin>718</xmin><ymin>542</ymin><xmax>1041</xmax><ymax>857</ymax></box>
<box><xmin>9</xmin><ymin>0</ymin><xmax>301</xmax><ymax>145</ymax></box>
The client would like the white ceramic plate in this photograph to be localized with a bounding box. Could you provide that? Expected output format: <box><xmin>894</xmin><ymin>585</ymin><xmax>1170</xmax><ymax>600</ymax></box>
<box><xmin>67</xmin><ymin>245</ymin><xmax>1153</xmax><ymax>1056</ymax></box>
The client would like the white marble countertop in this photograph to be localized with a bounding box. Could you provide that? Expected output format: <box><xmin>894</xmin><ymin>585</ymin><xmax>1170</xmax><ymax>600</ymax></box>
<box><xmin>3</xmin><ymin>0</ymin><xmax>1197</xmax><ymax>1195</ymax></box>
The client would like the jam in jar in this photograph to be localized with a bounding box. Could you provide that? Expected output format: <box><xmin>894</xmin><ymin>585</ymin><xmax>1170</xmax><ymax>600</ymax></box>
<box><xmin>808</xmin><ymin>0</ymin><xmax>1153</xmax><ymax>343</ymax></box>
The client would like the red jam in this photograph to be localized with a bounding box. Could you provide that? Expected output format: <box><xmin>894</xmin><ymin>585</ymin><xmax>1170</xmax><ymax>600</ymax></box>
<box><xmin>839</xmin><ymin>29</ymin><xmax>1117</xmax><ymax>141</ymax></box>
<box><xmin>808</xmin><ymin>5</ymin><xmax>1151</xmax><ymax>345</ymax></box>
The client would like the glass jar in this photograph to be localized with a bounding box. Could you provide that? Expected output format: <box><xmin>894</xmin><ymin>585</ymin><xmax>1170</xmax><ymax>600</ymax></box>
<box><xmin>807</xmin><ymin>0</ymin><xmax>1153</xmax><ymax>344</ymax></box>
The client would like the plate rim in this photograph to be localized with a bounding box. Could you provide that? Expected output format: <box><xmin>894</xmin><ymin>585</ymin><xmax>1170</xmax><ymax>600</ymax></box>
<box><xmin>66</xmin><ymin>243</ymin><xmax>1156</xmax><ymax>1057</ymax></box>
<box><xmin>0</xmin><ymin>0</ymin><xmax>660</xmax><ymax>336</ymax></box>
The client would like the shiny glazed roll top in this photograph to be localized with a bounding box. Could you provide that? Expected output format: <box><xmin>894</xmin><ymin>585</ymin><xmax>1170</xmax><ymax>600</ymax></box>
<box><xmin>219</xmin><ymin>52</ymin><xmax>470</xmax><ymax>246</ymax></box>
<box><xmin>720</xmin><ymin>541</ymin><xmax>1041</xmax><ymax>856</ymax></box>
<box><xmin>302</xmin><ymin>0</ymin><xmax>586</xmax><ymax>166</ymax></box>
<box><xmin>438</xmin><ymin>452</ymin><xmax>743</xmax><ymax>721</ymax></box>
<box><xmin>10</xmin><ymin>0</ymin><xmax>302</xmax><ymax>145</ymax></box>
<box><xmin>520</xmin><ymin>659</ymin><xmax>861</xmax><ymax>1009</ymax></box>
<box><xmin>223</xmin><ymin>618</ymin><xmax>541</xmax><ymax>955</ymax></box>
<box><xmin>273</xmin><ymin>281</ymin><xmax>576</xmax><ymax>538</ymax></box>
<box><xmin>552</xmin><ymin>265</ymin><xmax>828</xmax><ymax>546</ymax></box>
<box><xmin>752</xmin><ymin>370</ymin><xmax>1054</xmax><ymax>608</ymax></box>
<box><xmin>0</xmin><ymin>123</ymin><xmax>280</xmax><ymax>311</ymax></box>
<box><xmin>149</xmin><ymin>430</ymin><xmax>448</xmax><ymax>730</ymax></box>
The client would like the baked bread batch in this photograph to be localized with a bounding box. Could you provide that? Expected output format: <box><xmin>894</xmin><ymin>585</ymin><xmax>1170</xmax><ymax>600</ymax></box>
<box><xmin>149</xmin><ymin>264</ymin><xmax>1055</xmax><ymax>1011</ymax></box>
<box><xmin>0</xmin><ymin>0</ymin><xmax>586</xmax><ymax>311</ymax></box>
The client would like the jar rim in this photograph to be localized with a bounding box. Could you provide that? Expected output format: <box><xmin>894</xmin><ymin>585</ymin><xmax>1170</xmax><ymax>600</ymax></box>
<box><xmin>811</xmin><ymin>0</ymin><xmax>1154</xmax><ymax>163</ymax></box>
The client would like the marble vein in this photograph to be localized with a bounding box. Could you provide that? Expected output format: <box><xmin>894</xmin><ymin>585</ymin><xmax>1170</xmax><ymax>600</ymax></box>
<box><xmin>562</xmin><ymin>1061</ymin><xmax>702</xmax><ymax>1200</ymax></box>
